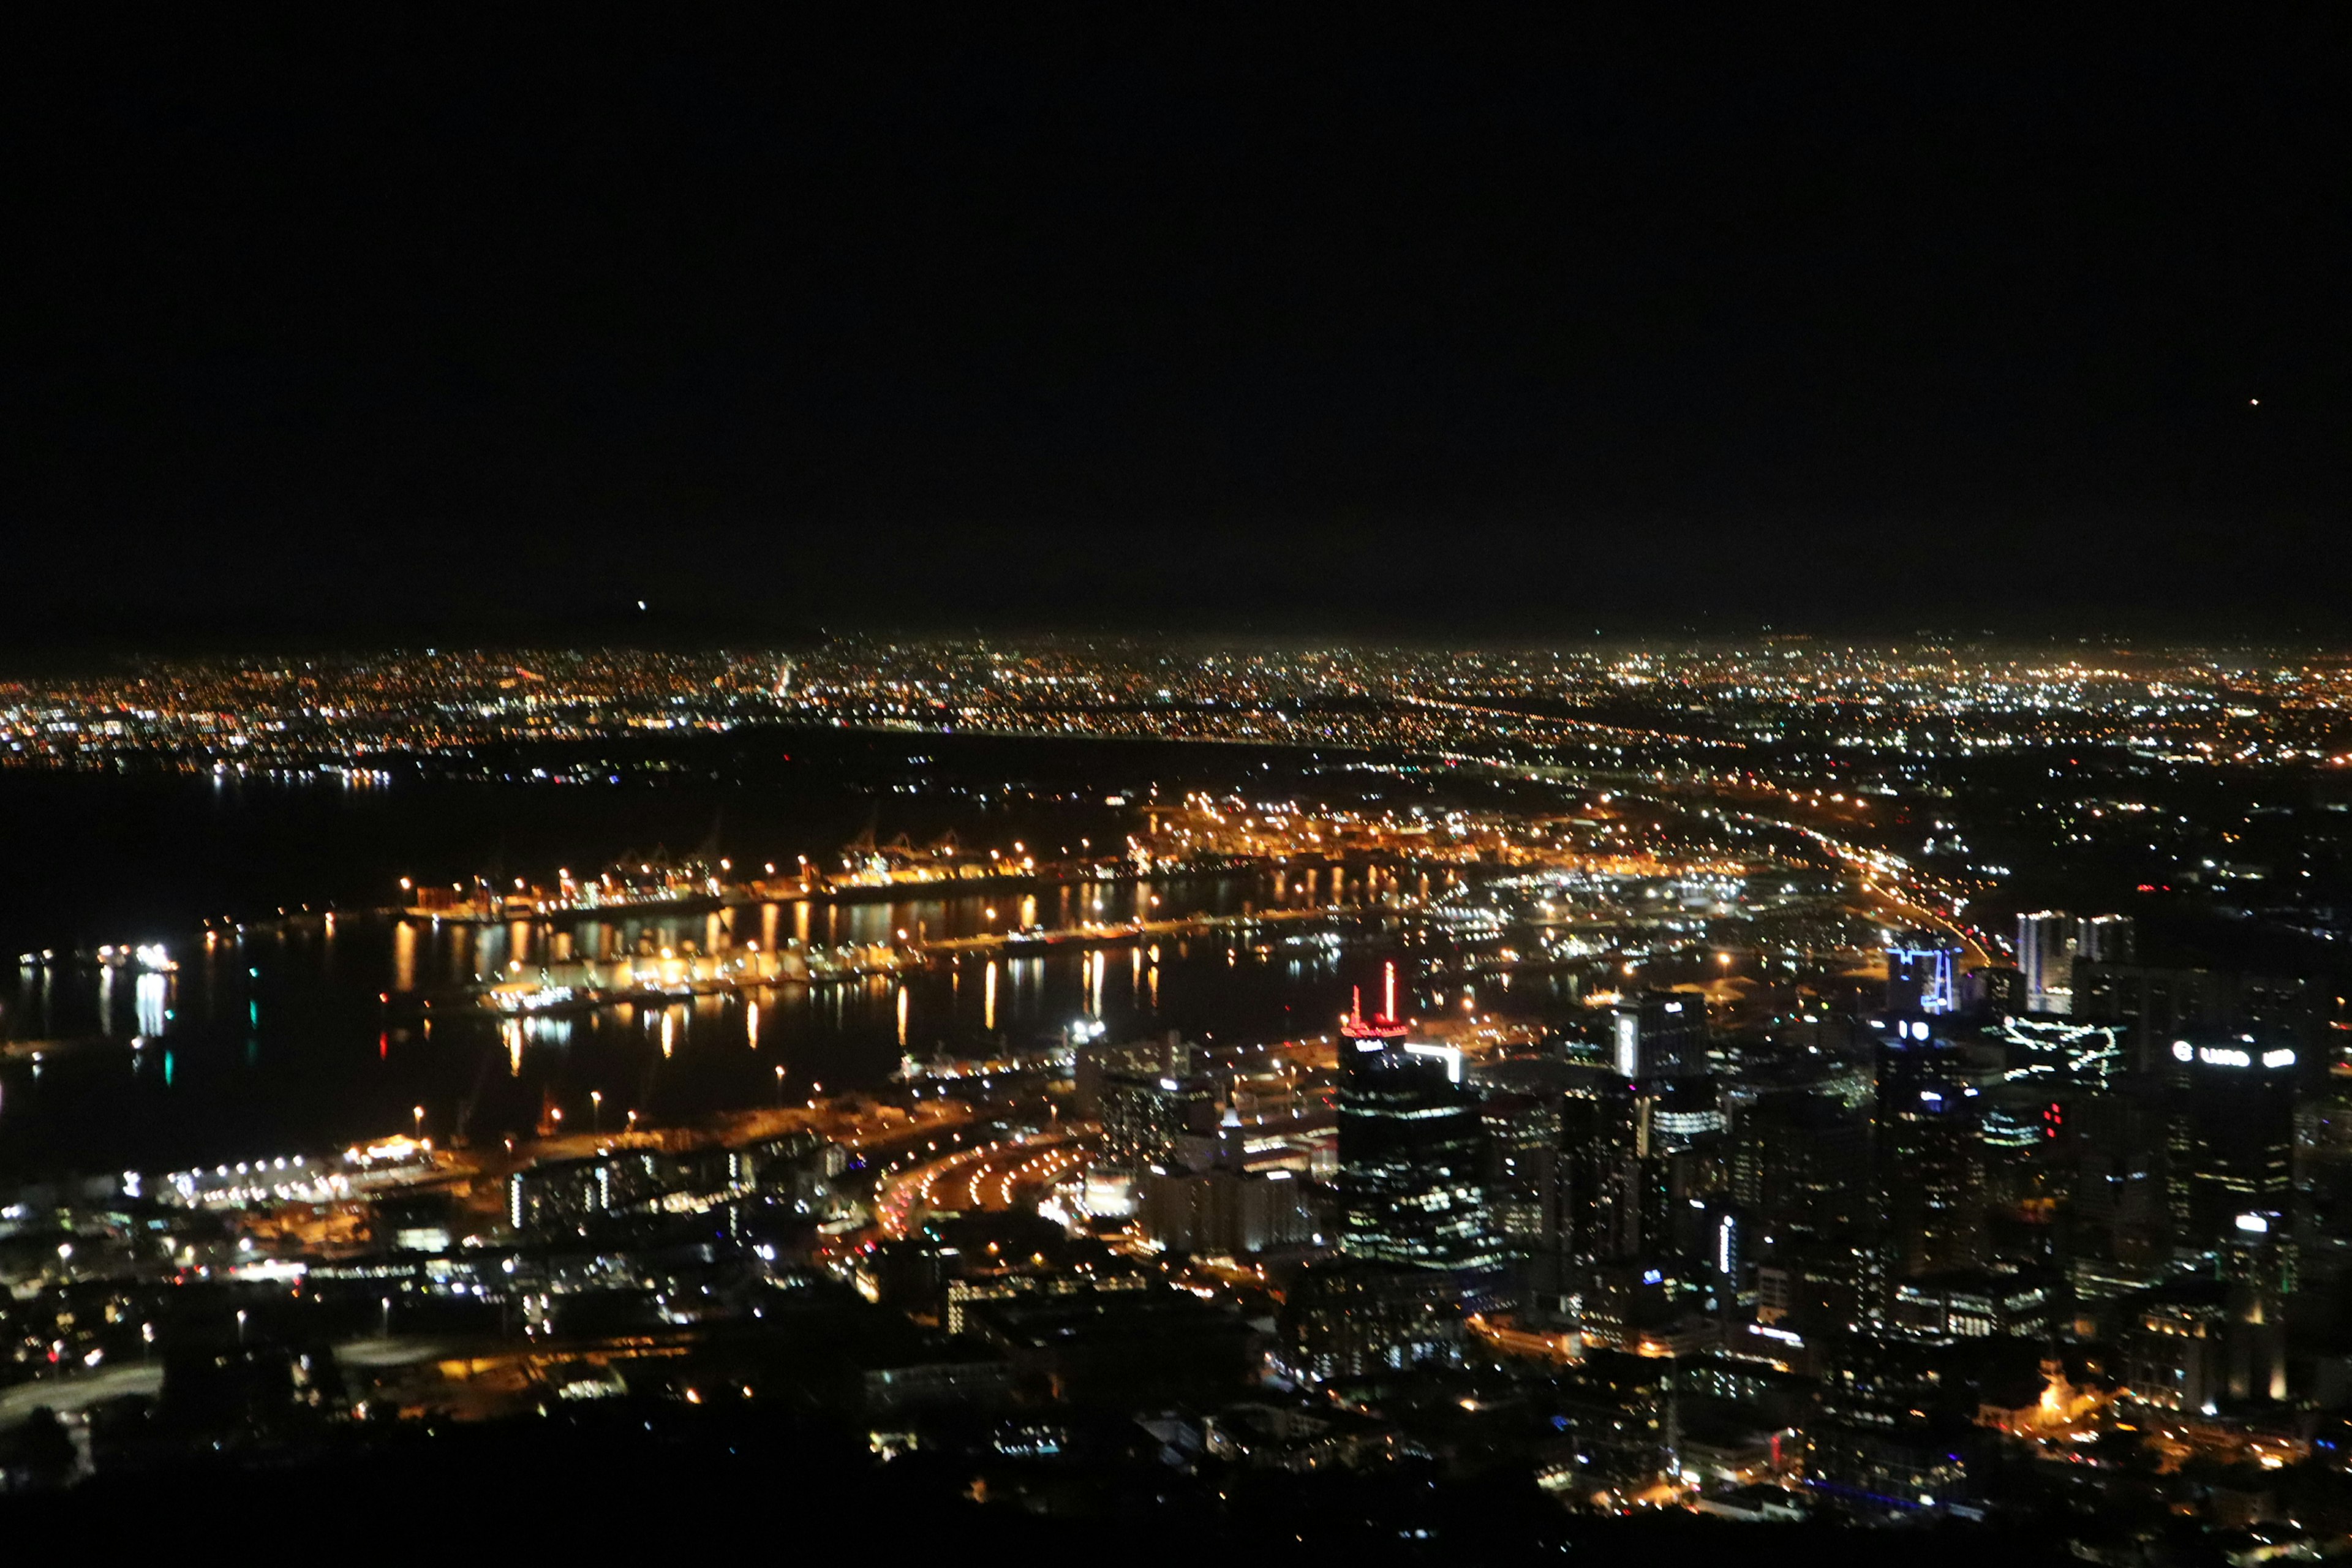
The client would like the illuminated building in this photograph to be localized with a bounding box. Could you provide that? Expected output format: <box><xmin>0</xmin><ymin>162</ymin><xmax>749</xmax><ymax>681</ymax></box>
<box><xmin>1545</xmin><ymin>1351</ymin><xmax>1676</xmax><ymax>1490</ymax></box>
<box><xmin>1136</xmin><ymin>1166</ymin><xmax>1317</xmax><ymax>1256</ymax></box>
<box><xmin>1752</xmin><ymin>1235</ymin><xmax>1884</xmax><ymax>1338</ymax></box>
<box><xmin>2075</xmin><ymin>963</ymin><xmax>2320</xmax><ymax>1072</ymax></box>
<box><xmin>2218</xmin><ymin>1208</ymin><xmax>2295</xmax><ymax>1403</ymax></box>
<box><xmin>1281</xmin><ymin>1259</ymin><xmax>1466</xmax><ymax>1380</ymax></box>
<box><xmin>2066</xmin><ymin>1084</ymin><xmax>2173</xmax><ymax>1280</ymax></box>
<box><xmin>2165</xmin><ymin>1033</ymin><xmax>2297</xmax><ymax>1249</ymax></box>
<box><xmin>1561</xmin><ymin>1082</ymin><xmax>1657</xmax><ymax>1263</ymax></box>
<box><xmin>1806</xmin><ymin>1421</ymin><xmax>1969</xmax><ymax>1512</ymax></box>
<box><xmin>1877</xmin><ymin>1042</ymin><xmax>1985</xmax><ymax>1278</ymax></box>
<box><xmin>2119</xmin><ymin>1279</ymin><xmax>2230</xmax><ymax>1413</ymax></box>
<box><xmin>1993</xmin><ymin>1015</ymin><xmax>2127</xmax><ymax>1084</ymax></box>
<box><xmin>1809</xmin><ymin>1335</ymin><xmax>1973</xmax><ymax>1506</ymax></box>
<box><xmin>1335</xmin><ymin>970</ymin><xmax>1500</xmax><ymax>1276</ymax></box>
<box><xmin>1961</xmin><ymin>963</ymin><xmax>2024</xmax><ymax>1017</ymax></box>
<box><xmin>2075</xmin><ymin>913</ymin><xmax>2136</xmax><ymax>967</ymax></box>
<box><xmin>1730</xmin><ymin>1091</ymin><xmax>1871</xmax><ymax>1238</ymax></box>
<box><xmin>1478</xmin><ymin>1091</ymin><xmax>1561</xmax><ymax>1251</ymax></box>
<box><xmin>2017</xmin><ymin>911</ymin><xmax>2075</xmax><ymax>1015</ymax></box>
<box><xmin>1559</xmin><ymin>1072</ymin><xmax>1724</xmax><ymax>1330</ymax></box>
<box><xmin>1087</xmin><ymin>1034</ymin><xmax>1217</xmax><ymax>1172</ymax></box>
<box><xmin>1610</xmin><ymin>992</ymin><xmax>1707</xmax><ymax>1077</ymax></box>
<box><xmin>1885</xmin><ymin>942</ymin><xmax>1959</xmax><ymax>1016</ymax></box>
<box><xmin>1888</xmin><ymin>1268</ymin><xmax>2054</xmax><ymax>1341</ymax></box>
<box><xmin>1975</xmin><ymin>1080</ymin><xmax>2073</xmax><ymax>1212</ymax></box>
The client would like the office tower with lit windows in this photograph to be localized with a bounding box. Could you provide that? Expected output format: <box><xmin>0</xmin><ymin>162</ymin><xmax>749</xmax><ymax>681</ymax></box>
<box><xmin>1084</xmin><ymin>1033</ymin><xmax>1218</xmax><ymax>1172</ymax></box>
<box><xmin>2076</xmin><ymin>913</ymin><xmax>2137</xmax><ymax>967</ymax></box>
<box><xmin>1335</xmin><ymin>974</ymin><xmax>1501</xmax><ymax>1276</ymax></box>
<box><xmin>1292</xmin><ymin>971</ymin><xmax>1502</xmax><ymax>1378</ymax></box>
<box><xmin>1560</xmin><ymin>1076</ymin><xmax>1722</xmax><ymax>1268</ymax></box>
<box><xmin>1730</xmin><ymin>1090</ymin><xmax>1872</xmax><ymax>1239</ymax></box>
<box><xmin>2164</xmin><ymin>1033</ymin><xmax>2297</xmax><ymax>1250</ymax></box>
<box><xmin>1886</xmin><ymin>941</ymin><xmax>1961</xmax><ymax>1016</ymax></box>
<box><xmin>2218</xmin><ymin>1207</ymin><xmax>2294</xmax><ymax>1404</ymax></box>
<box><xmin>2018</xmin><ymin>911</ymin><xmax>2075</xmax><ymax>1015</ymax></box>
<box><xmin>1610</xmin><ymin>992</ymin><xmax>1708</xmax><ymax>1078</ymax></box>
<box><xmin>1961</xmin><ymin>963</ymin><xmax>2026</xmax><ymax>1017</ymax></box>
<box><xmin>1877</xmin><ymin>1042</ymin><xmax>1986</xmax><ymax>1277</ymax></box>
<box><xmin>2074</xmin><ymin>963</ymin><xmax>2320</xmax><ymax>1074</ymax></box>
<box><xmin>1479</xmin><ymin>1091</ymin><xmax>1561</xmax><ymax>1254</ymax></box>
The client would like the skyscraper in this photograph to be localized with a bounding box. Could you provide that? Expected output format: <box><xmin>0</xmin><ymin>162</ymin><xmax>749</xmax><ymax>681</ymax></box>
<box><xmin>1610</xmin><ymin>992</ymin><xmax>1708</xmax><ymax>1078</ymax></box>
<box><xmin>2164</xmin><ymin>1033</ymin><xmax>2297</xmax><ymax>1249</ymax></box>
<box><xmin>1336</xmin><ymin>968</ymin><xmax>1501</xmax><ymax>1275</ymax></box>
<box><xmin>1886</xmin><ymin>942</ymin><xmax>1960</xmax><ymax>1016</ymax></box>
<box><xmin>2075</xmin><ymin>913</ymin><xmax>2137</xmax><ymax>968</ymax></box>
<box><xmin>1730</xmin><ymin>1090</ymin><xmax>1872</xmax><ymax>1238</ymax></box>
<box><xmin>2017</xmin><ymin>911</ymin><xmax>2075</xmax><ymax>1015</ymax></box>
<box><xmin>1877</xmin><ymin>1040</ymin><xmax>1986</xmax><ymax>1277</ymax></box>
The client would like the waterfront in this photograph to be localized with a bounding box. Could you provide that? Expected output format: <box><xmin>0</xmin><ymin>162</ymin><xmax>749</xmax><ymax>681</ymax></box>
<box><xmin>0</xmin><ymin>869</ymin><xmax>1558</xmax><ymax>1181</ymax></box>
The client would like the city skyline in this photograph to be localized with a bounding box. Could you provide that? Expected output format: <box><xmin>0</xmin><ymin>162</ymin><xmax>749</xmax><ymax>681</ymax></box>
<box><xmin>7</xmin><ymin>13</ymin><xmax>2352</xmax><ymax>1554</ymax></box>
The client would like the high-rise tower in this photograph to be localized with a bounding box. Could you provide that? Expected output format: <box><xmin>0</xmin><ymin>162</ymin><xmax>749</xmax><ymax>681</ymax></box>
<box><xmin>1336</xmin><ymin>963</ymin><xmax>1501</xmax><ymax>1274</ymax></box>
<box><xmin>2018</xmin><ymin>911</ymin><xmax>2076</xmax><ymax>1015</ymax></box>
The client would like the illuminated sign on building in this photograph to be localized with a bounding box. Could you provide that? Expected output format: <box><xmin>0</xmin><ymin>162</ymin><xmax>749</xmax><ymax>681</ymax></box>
<box><xmin>2171</xmin><ymin>1039</ymin><xmax>2296</xmax><ymax>1070</ymax></box>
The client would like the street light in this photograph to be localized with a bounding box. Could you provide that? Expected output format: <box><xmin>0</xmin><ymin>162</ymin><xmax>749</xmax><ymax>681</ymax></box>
<box><xmin>775</xmin><ymin>1065</ymin><xmax>786</xmax><ymax>1106</ymax></box>
<box><xmin>412</xmin><ymin>1105</ymin><xmax>424</xmax><ymax>1140</ymax></box>
<box><xmin>590</xmin><ymin>1090</ymin><xmax>603</xmax><ymax>1134</ymax></box>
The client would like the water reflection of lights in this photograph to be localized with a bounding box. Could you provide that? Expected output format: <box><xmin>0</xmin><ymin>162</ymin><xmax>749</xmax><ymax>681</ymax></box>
<box><xmin>135</xmin><ymin>971</ymin><xmax>170</xmax><ymax>1036</ymax></box>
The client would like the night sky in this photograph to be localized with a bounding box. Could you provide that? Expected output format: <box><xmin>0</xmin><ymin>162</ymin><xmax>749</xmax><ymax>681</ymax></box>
<box><xmin>9</xmin><ymin>15</ymin><xmax>2347</xmax><ymax>647</ymax></box>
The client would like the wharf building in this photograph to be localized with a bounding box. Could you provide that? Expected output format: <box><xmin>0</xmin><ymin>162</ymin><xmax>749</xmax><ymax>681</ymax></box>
<box><xmin>504</xmin><ymin>1140</ymin><xmax>827</xmax><ymax>1237</ymax></box>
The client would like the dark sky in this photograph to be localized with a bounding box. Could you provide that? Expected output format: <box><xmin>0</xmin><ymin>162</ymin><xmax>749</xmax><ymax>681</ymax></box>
<box><xmin>9</xmin><ymin>15</ymin><xmax>2348</xmax><ymax>647</ymax></box>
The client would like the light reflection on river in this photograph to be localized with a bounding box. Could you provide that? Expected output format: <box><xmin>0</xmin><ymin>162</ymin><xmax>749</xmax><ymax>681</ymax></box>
<box><xmin>0</xmin><ymin>867</ymin><xmax>1574</xmax><ymax>1179</ymax></box>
